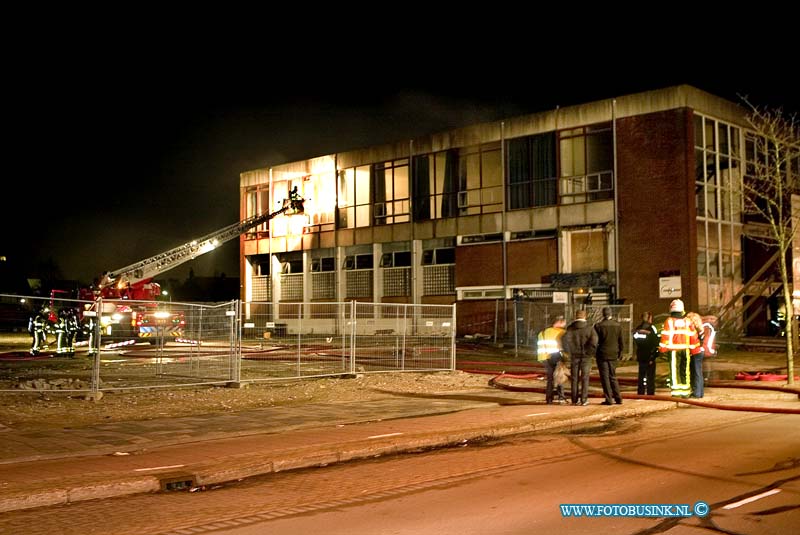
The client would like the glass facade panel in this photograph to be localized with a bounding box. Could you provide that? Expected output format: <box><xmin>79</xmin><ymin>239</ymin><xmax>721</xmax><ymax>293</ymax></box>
<box><xmin>506</xmin><ymin>132</ymin><xmax>557</xmax><ymax>209</ymax></box>
<box><xmin>694</xmin><ymin>113</ymin><xmax>744</xmax><ymax>309</ymax></box>
<box><xmin>559</xmin><ymin>124</ymin><xmax>613</xmax><ymax>204</ymax></box>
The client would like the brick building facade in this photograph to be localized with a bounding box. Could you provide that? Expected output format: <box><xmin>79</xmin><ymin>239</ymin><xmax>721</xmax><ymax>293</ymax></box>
<box><xmin>240</xmin><ymin>85</ymin><xmax>762</xmax><ymax>335</ymax></box>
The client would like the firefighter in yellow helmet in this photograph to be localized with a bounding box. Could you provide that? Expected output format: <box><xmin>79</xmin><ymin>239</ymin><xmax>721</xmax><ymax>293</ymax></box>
<box><xmin>659</xmin><ymin>299</ymin><xmax>699</xmax><ymax>398</ymax></box>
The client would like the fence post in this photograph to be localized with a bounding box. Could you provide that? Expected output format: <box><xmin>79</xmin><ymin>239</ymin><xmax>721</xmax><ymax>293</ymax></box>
<box><xmin>340</xmin><ymin>302</ymin><xmax>347</xmax><ymax>372</ymax></box>
<box><xmin>349</xmin><ymin>300</ymin><xmax>356</xmax><ymax>374</ymax></box>
<box><xmin>87</xmin><ymin>297</ymin><xmax>102</xmax><ymax>399</ymax></box>
<box><xmin>233</xmin><ymin>300</ymin><xmax>242</xmax><ymax>384</ymax></box>
<box><xmin>297</xmin><ymin>304</ymin><xmax>302</xmax><ymax>377</ymax></box>
<box><xmin>401</xmin><ymin>304</ymin><xmax>408</xmax><ymax>371</ymax></box>
<box><xmin>450</xmin><ymin>303</ymin><xmax>457</xmax><ymax>371</ymax></box>
<box><xmin>192</xmin><ymin>305</ymin><xmax>205</xmax><ymax>376</ymax></box>
<box><xmin>493</xmin><ymin>299</ymin><xmax>499</xmax><ymax>344</ymax></box>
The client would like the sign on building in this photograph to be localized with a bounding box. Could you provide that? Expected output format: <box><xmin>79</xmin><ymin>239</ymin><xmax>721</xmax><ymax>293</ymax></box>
<box><xmin>659</xmin><ymin>276</ymin><xmax>682</xmax><ymax>298</ymax></box>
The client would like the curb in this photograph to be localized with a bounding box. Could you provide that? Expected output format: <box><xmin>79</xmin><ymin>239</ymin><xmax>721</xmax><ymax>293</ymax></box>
<box><xmin>0</xmin><ymin>401</ymin><xmax>673</xmax><ymax>513</ymax></box>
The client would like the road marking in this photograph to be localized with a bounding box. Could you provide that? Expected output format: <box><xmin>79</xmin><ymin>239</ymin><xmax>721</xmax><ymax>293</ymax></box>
<box><xmin>723</xmin><ymin>489</ymin><xmax>781</xmax><ymax>509</ymax></box>
<box><xmin>134</xmin><ymin>464</ymin><xmax>186</xmax><ymax>472</ymax></box>
<box><xmin>525</xmin><ymin>413</ymin><xmax>549</xmax><ymax>417</ymax></box>
<box><xmin>367</xmin><ymin>432</ymin><xmax>403</xmax><ymax>439</ymax></box>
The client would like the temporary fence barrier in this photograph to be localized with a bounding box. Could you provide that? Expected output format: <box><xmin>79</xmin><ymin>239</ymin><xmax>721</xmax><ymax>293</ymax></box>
<box><xmin>0</xmin><ymin>294</ymin><xmax>455</xmax><ymax>393</ymax></box>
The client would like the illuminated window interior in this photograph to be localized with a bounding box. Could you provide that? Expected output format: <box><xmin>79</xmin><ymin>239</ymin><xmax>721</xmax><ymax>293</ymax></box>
<box><xmin>337</xmin><ymin>165</ymin><xmax>371</xmax><ymax>228</ymax></box>
<box><xmin>373</xmin><ymin>159</ymin><xmax>410</xmax><ymax>225</ymax></box>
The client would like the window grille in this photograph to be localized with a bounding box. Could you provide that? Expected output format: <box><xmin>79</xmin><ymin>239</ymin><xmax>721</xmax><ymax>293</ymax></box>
<box><xmin>280</xmin><ymin>273</ymin><xmax>303</xmax><ymax>300</ymax></box>
<box><xmin>252</xmin><ymin>276</ymin><xmax>271</xmax><ymax>301</ymax></box>
<box><xmin>383</xmin><ymin>267</ymin><xmax>411</xmax><ymax>296</ymax></box>
<box><xmin>346</xmin><ymin>270</ymin><xmax>373</xmax><ymax>298</ymax></box>
<box><xmin>424</xmin><ymin>265</ymin><xmax>455</xmax><ymax>295</ymax></box>
<box><xmin>312</xmin><ymin>272</ymin><xmax>336</xmax><ymax>299</ymax></box>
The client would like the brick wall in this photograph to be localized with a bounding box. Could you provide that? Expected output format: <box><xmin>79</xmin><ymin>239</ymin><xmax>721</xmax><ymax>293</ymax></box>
<box><xmin>616</xmin><ymin>108</ymin><xmax>697</xmax><ymax>320</ymax></box>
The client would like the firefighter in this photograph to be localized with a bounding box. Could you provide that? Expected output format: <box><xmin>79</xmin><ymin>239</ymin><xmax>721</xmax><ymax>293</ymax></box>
<box><xmin>60</xmin><ymin>308</ymin><xmax>80</xmax><ymax>356</ymax></box>
<box><xmin>98</xmin><ymin>271</ymin><xmax>115</xmax><ymax>289</ymax></box>
<box><xmin>54</xmin><ymin>310</ymin><xmax>68</xmax><ymax>354</ymax></box>
<box><xmin>28</xmin><ymin>306</ymin><xmax>50</xmax><ymax>355</ymax></box>
<box><xmin>659</xmin><ymin>299</ymin><xmax>699</xmax><ymax>398</ymax></box>
<box><xmin>85</xmin><ymin>315</ymin><xmax>99</xmax><ymax>356</ymax></box>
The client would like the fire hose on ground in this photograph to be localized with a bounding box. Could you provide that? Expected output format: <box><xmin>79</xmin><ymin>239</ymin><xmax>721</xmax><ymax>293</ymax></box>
<box><xmin>473</xmin><ymin>366</ymin><xmax>800</xmax><ymax>415</ymax></box>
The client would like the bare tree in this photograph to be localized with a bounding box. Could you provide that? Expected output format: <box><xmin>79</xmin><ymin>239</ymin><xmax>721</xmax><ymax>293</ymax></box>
<box><xmin>740</xmin><ymin>98</ymin><xmax>800</xmax><ymax>385</ymax></box>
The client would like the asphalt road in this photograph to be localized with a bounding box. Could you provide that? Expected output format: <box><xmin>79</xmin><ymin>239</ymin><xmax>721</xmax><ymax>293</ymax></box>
<box><xmin>1</xmin><ymin>406</ymin><xmax>797</xmax><ymax>535</ymax></box>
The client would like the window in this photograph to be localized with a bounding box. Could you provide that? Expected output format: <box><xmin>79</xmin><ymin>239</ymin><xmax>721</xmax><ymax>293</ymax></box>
<box><xmin>380</xmin><ymin>248</ymin><xmax>411</xmax><ymax>297</ymax></box>
<box><xmin>509</xmin><ymin>229</ymin><xmax>557</xmax><ymax>241</ymax></box>
<box><xmin>277</xmin><ymin>252</ymin><xmax>303</xmax><ymax>300</ymax></box>
<box><xmin>413</xmin><ymin>144</ymin><xmax>502</xmax><ymax>220</ymax></box>
<box><xmin>422</xmin><ymin>247</ymin><xmax>455</xmax><ymax>265</ymax></box>
<box><xmin>559</xmin><ymin>123</ymin><xmax>614</xmax><ymax>204</ymax></box>
<box><xmin>563</xmin><ymin>228</ymin><xmax>608</xmax><ymax>273</ymax></box>
<box><xmin>309</xmin><ymin>249</ymin><xmax>336</xmax><ymax>299</ymax></box>
<box><xmin>271</xmin><ymin>180</ymin><xmax>305</xmax><ymax>237</ymax></box>
<box><xmin>344</xmin><ymin>249</ymin><xmax>373</xmax><ymax>299</ymax></box>
<box><xmin>304</xmin><ymin>171</ymin><xmax>336</xmax><ymax>229</ymax></box>
<box><xmin>249</xmin><ymin>255</ymin><xmax>270</xmax><ymax>277</ymax></box>
<box><xmin>380</xmin><ymin>251</ymin><xmax>411</xmax><ymax>267</ymax></box>
<box><xmin>276</xmin><ymin>252</ymin><xmax>302</xmax><ymax>274</ymax></box>
<box><xmin>337</xmin><ymin>165</ymin><xmax>371</xmax><ymax>228</ymax></box>
<box><xmin>244</xmin><ymin>186</ymin><xmax>272</xmax><ymax>236</ymax></box>
<box><xmin>422</xmin><ymin>239</ymin><xmax>455</xmax><ymax>296</ymax></box>
<box><xmin>459</xmin><ymin>233</ymin><xmax>503</xmax><ymax>245</ymax></box>
<box><xmin>310</xmin><ymin>257</ymin><xmax>335</xmax><ymax>272</ymax></box>
<box><xmin>506</xmin><ymin>132</ymin><xmax>557</xmax><ymax>209</ymax></box>
<box><xmin>458</xmin><ymin>142</ymin><xmax>503</xmax><ymax>215</ymax></box>
<box><xmin>343</xmin><ymin>254</ymin><xmax>374</xmax><ymax>270</ymax></box>
<box><xmin>412</xmin><ymin>150</ymin><xmax>459</xmax><ymax>220</ymax></box>
<box><xmin>373</xmin><ymin>159</ymin><xmax>410</xmax><ymax>225</ymax></box>
<box><xmin>695</xmin><ymin>113</ymin><xmax>745</xmax><ymax>309</ymax></box>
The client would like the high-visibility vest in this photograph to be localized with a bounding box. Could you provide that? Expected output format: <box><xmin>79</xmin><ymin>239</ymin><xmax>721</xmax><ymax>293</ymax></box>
<box><xmin>659</xmin><ymin>316</ymin><xmax>699</xmax><ymax>352</ymax></box>
<box><xmin>701</xmin><ymin>322</ymin><xmax>716</xmax><ymax>356</ymax></box>
<box><xmin>537</xmin><ymin>327</ymin><xmax>564</xmax><ymax>361</ymax></box>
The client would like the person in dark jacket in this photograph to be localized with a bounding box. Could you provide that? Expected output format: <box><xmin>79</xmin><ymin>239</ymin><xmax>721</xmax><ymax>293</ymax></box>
<box><xmin>562</xmin><ymin>309</ymin><xmax>598</xmax><ymax>406</ymax></box>
<box><xmin>633</xmin><ymin>311</ymin><xmax>659</xmax><ymax>395</ymax></box>
<box><xmin>594</xmin><ymin>307</ymin><xmax>623</xmax><ymax>405</ymax></box>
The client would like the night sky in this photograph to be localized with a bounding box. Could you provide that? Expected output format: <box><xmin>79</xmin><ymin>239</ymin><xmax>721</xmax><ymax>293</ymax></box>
<box><xmin>3</xmin><ymin>33</ymin><xmax>797</xmax><ymax>293</ymax></box>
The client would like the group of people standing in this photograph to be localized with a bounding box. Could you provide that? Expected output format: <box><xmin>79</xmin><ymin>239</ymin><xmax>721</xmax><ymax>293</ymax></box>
<box><xmin>537</xmin><ymin>299</ymin><xmax>713</xmax><ymax>405</ymax></box>
<box><xmin>655</xmin><ymin>298</ymin><xmax>712</xmax><ymax>399</ymax></box>
<box><xmin>537</xmin><ymin>306</ymin><xmax>624</xmax><ymax>405</ymax></box>
<box><xmin>28</xmin><ymin>307</ymin><xmax>82</xmax><ymax>356</ymax></box>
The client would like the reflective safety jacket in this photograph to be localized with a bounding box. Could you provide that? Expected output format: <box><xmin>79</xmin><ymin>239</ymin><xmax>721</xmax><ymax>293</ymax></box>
<box><xmin>537</xmin><ymin>326</ymin><xmax>564</xmax><ymax>361</ymax></box>
<box><xmin>659</xmin><ymin>316</ymin><xmax>700</xmax><ymax>353</ymax></box>
<box><xmin>701</xmin><ymin>323</ymin><xmax>717</xmax><ymax>356</ymax></box>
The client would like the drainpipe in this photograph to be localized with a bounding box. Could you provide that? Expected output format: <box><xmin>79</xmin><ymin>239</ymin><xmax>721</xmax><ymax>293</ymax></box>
<box><xmin>501</xmin><ymin>121</ymin><xmax>508</xmax><ymax>336</ymax></box>
<box><xmin>612</xmin><ymin>99</ymin><xmax>621</xmax><ymax>301</ymax></box>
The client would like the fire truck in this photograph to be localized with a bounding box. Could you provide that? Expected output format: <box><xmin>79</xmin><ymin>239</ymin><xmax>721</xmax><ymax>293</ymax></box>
<box><xmin>75</xmin><ymin>189</ymin><xmax>305</xmax><ymax>349</ymax></box>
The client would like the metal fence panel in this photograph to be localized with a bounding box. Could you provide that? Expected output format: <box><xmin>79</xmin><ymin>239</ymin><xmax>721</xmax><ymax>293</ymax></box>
<box><xmin>458</xmin><ymin>298</ymin><xmax>634</xmax><ymax>358</ymax></box>
<box><xmin>0</xmin><ymin>295</ymin><xmax>456</xmax><ymax>392</ymax></box>
<box><xmin>352</xmin><ymin>302</ymin><xmax>455</xmax><ymax>372</ymax></box>
<box><xmin>240</xmin><ymin>301</ymin><xmax>352</xmax><ymax>381</ymax></box>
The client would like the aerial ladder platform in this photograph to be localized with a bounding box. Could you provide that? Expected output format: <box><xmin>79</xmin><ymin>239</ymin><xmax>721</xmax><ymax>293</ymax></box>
<box><xmin>109</xmin><ymin>188</ymin><xmax>304</xmax><ymax>287</ymax></box>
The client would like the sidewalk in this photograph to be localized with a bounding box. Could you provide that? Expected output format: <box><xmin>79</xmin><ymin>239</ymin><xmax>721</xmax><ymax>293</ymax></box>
<box><xmin>1</xmin><ymin>375</ymin><xmax>798</xmax><ymax>514</ymax></box>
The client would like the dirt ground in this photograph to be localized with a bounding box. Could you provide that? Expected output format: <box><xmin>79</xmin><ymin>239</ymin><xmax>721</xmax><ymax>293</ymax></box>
<box><xmin>0</xmin><ymin>371</ymin><xmax>496</xmax><ymax>432</ymax></box>
<box><xmin>0</xmin><ymin>328</ymin><xmax>792</xmax><ymax>434</ymax></box>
